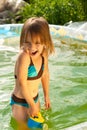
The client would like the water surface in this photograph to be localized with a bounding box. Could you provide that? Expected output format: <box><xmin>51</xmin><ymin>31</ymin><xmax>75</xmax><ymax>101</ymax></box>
<box><xmin>0</xmin><ymin>27</ymin><xmax>87</xmax><ymax>130</ymax></box>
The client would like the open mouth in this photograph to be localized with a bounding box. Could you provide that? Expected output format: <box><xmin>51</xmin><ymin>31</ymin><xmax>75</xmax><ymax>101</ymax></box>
<box><xmin>31</xmin><ymin>51</ymin><xmax>38</xmax><ymax>55</ymax></box>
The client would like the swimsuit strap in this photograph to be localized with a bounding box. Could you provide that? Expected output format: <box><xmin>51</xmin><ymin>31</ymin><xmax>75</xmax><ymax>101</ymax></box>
<box><xmin>27</xmin><ymin>56</ymin><xmax>44</xmax><ymax>80</ymax></box>
<box><xmin>14</xmin><ymin>56</ymin><xmax>44</xmax><ymax>80</ymax></box>
<box><xmin>30</xmin><ymin>57</ymin><xmax>33</xmax><ymax>66</ymax></box>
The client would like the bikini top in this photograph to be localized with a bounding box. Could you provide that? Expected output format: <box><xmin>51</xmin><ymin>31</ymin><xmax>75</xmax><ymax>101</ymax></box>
<box><xmin>15</xmin><ymin>56</ymin><xmax>44</xmax><ymax>80</ymax></box>
<box><xmin>27</xmin><ymin>56</ymin><xmax>44</xmax><ymax>80</ymax></box>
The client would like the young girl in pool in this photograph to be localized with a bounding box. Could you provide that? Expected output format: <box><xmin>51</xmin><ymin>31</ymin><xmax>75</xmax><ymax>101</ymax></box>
<box><xmin>10</xmin><ymin>17</ymin><xmax>54</xmax><ymax>126</ymax></box>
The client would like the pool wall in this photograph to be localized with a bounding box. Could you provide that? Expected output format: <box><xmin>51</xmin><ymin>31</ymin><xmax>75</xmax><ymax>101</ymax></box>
<box><xmin>0</xmin><ymin>23</ymin><xmax>87</xmax><ymax>43</ymax></box>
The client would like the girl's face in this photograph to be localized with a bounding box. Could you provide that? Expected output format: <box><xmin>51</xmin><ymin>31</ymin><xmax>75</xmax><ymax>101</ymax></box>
<box><xmin>25</xmin><ymin>34</ymin><xmax>44</xmax><ymax>58</ymax></box>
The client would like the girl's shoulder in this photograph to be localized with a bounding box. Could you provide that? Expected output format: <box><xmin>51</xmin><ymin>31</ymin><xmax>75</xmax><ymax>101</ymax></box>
<box><xmin>17</xmin><ymin>50</ymin><xmax>30</xmax><ymax>65</ymax></box>
<box><xmin>42</xmin><ymin>49</ymin><xmax>48</xmax><ymax>65</ymax></box>
<box><xmin>42</xmin><ymin>48</ymin><xmax>48</xmax><ymax>58</ymax></box>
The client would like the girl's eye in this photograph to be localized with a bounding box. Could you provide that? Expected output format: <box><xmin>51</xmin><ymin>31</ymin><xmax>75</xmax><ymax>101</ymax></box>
<box><xmin>36</xmin><ymin>42</ymin><xmax>40</xmax><ymax>45</ymax></box>
<box><xmin>26</xmin><ymin>42</ymin><xmax>32</xmax><ymax>47</ymax></box>
<box><xmin>26</xmin><ymin>42</ymin><xmax>31</xmax><ymax>44</ymax></box>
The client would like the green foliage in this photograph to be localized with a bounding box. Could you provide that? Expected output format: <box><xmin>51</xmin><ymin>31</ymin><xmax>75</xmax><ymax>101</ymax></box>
<box><xmin>18</xmin><ymin>0</ymin><xmax>86</xmax><ymax>25</ymax></box>
<box><xmin>79</xmin><ymin>0</ymin><xmax>87</xmax><ymax>19</ymax></box>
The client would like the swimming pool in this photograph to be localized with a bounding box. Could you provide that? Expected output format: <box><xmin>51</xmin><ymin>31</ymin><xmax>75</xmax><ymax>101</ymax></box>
<box><xmin>0</xmin><ymin>23</ymin><xmax>87</xmax><ymax>130</ymax></box>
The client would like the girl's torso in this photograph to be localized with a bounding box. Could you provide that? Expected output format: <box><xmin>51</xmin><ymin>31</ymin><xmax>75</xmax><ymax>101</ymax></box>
<box><xmin>13</xmin><ymin>51</ymin><xmax>44</xmax><ymax>98</ymax></box>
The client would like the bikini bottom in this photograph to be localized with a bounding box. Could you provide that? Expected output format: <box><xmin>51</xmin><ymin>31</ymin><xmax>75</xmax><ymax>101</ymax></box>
<box><xmin>10</xmin><ymin>93</ymin><xmax>39</xmax><ymax>108</ymax></box>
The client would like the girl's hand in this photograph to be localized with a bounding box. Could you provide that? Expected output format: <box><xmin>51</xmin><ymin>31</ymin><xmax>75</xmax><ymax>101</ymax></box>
<box><xmin>28</xmin><ymin>104</ymin><xmax>39</xmax><ymax>117</ymax></box>
<box><xmin>44</xmin><ymin>97</ymin><xmax>51</xmax><ymax>109</ymax></box>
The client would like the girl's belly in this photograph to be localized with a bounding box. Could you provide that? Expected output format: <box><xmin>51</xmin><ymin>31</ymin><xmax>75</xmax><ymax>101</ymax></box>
<box><xmin>27</xmin><ymin>79</ymin><xmax>41</xmax><ymax>97</ymax></box>
<box><xmin>13</xmin><ymin>78</ymin><xmax>41</xmax><ymax>98</ymax></box>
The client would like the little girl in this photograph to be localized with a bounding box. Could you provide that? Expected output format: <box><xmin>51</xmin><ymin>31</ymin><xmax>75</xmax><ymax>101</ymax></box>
<box><xmin>10</xmin><ymin>17</ymin><xmax>54</xmax><ymax>126</ymax></box>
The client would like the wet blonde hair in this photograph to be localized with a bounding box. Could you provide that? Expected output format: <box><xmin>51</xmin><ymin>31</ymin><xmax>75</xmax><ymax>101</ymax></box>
<box><xmin>20</xmin><ymin>17</ymin><xmax>54</xmax><ymax>54</ymax></box>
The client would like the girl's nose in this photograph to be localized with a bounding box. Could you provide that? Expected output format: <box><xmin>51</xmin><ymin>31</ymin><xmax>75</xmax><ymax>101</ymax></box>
<box><xmin>31</xmin><ymin>43</ymin><xmax>36</xmax><ymax>50</ymax></box>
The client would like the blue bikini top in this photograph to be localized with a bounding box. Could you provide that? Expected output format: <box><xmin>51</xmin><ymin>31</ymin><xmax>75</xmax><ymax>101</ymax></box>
<box><xmin>27</xmin><ymin>56</ymin><xmax>44</xmax><ymax>80</ymax></box>
<box><xmin>15</xmin><ymin>56</ymin><xmax>44</xmax><ymax>80</ymax></box>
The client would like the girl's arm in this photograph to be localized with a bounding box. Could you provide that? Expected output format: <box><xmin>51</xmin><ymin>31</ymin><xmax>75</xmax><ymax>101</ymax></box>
<box><xmin>17</xmin><ymin>51</ymin><xmax>39</xmax><ymax>116</ymax></box>
<box><xmin>41</xmin><ymin>51</ymin><xmax>51</xmax><ymax>109</ymax></box>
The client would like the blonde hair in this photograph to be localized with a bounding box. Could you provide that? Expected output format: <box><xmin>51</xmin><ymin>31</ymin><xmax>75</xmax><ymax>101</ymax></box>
<box><xmin>20</xmin><ymin>17</ymin><xmax>54</xmax><ymax>54</ymax></box>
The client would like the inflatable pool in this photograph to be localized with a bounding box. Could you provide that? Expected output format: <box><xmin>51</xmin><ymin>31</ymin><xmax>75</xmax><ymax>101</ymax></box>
<box><xmin>0</xmin><ymin>22</ymin><xmax>87</xmax><ymax>43</ymax></box>
<box><xmin>0</xmin><ymin>22</ymin><xmax>87</xmax><ymax>130</ymax></box>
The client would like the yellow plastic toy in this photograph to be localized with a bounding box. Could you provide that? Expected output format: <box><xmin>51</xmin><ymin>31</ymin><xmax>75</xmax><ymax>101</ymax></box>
<box><xmin>27</xmin><ymin>112</ymin><xmax>45</xmax><ymax>128</ymax></box>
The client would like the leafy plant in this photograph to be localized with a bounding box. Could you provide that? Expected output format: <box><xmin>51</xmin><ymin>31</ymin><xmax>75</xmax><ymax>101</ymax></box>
<box><xmin>18</xmin><ymin>0</ymin><xmax>85</xmax><ymax>25</ymax></box>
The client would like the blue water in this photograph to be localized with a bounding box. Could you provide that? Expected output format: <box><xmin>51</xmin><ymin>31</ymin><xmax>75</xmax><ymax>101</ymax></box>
<box><xmin>0</xmin><ymin>25</ymin><xmax>87</xmax><ymax>130</ymax></box>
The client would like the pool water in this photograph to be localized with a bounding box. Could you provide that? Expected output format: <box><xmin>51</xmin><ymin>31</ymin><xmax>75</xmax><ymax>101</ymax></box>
<box><xmin>0</xmin><ymin>25</ymin><xmax>87</xmax><ymax>130</ymax></box>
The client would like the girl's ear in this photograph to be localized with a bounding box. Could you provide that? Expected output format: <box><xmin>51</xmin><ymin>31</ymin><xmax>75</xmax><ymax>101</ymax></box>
<box><xmin>43</xmin><ymin>45</ymin><xmax>46</xmax><ymax>49</ymax></box>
